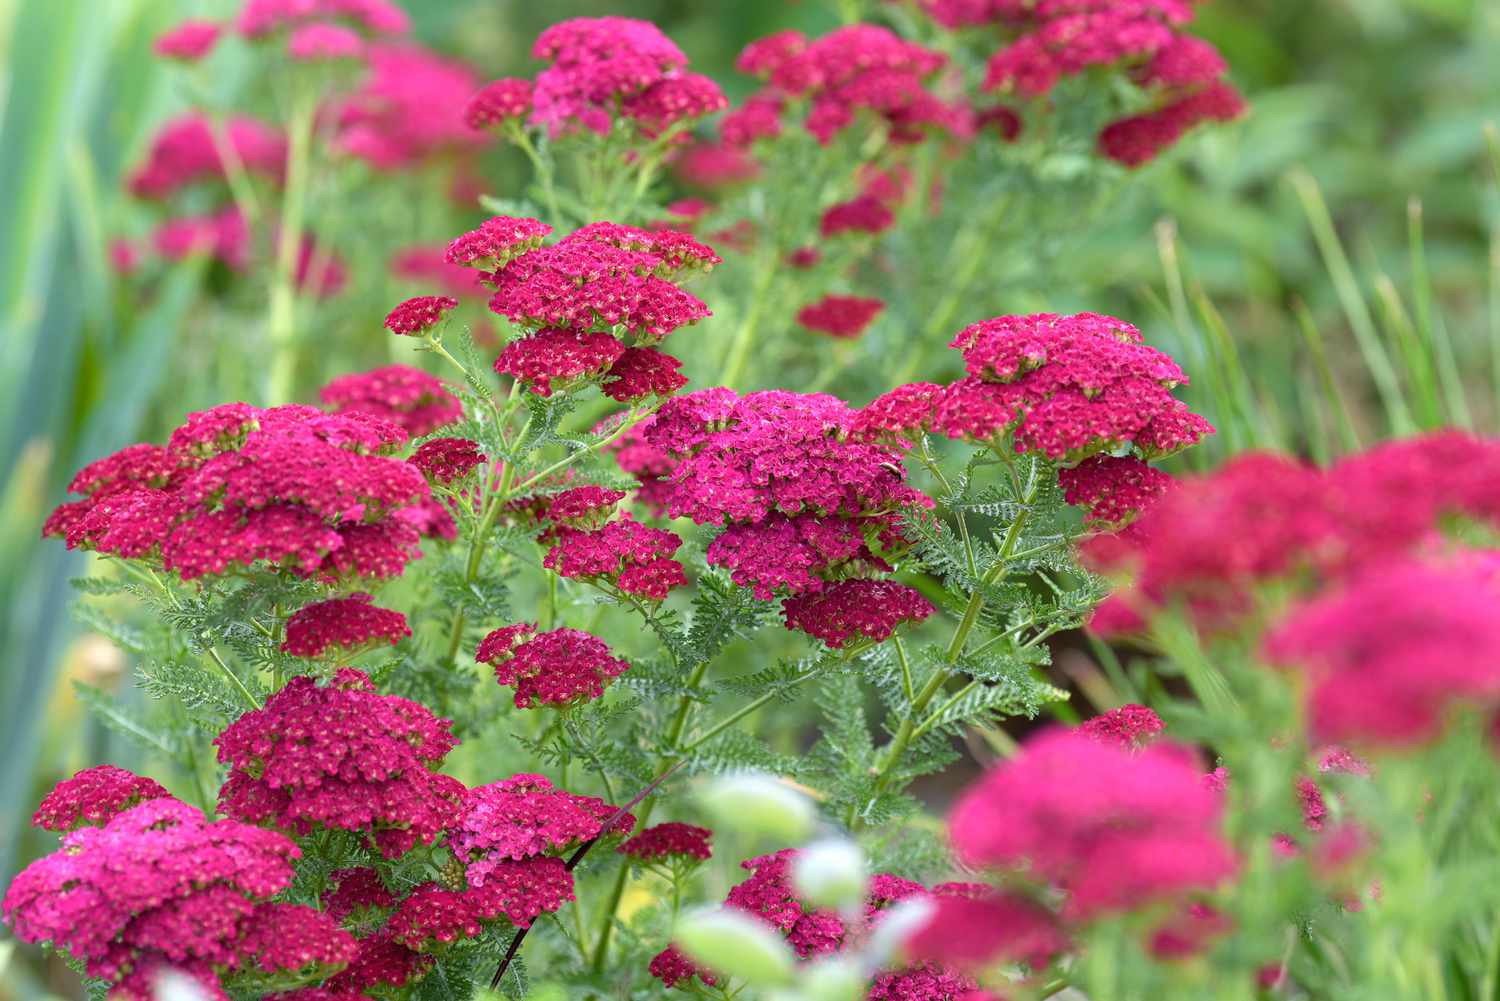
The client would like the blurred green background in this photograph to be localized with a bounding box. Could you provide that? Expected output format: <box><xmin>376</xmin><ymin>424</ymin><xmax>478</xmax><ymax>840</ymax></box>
<box><xmin>0</xmin><ymin>0</ymin><xmax>1495</xmax><ymax>994</ymax></box>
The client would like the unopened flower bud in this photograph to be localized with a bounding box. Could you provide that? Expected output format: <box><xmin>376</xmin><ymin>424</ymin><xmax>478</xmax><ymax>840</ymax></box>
<box><xmin>674</xmin><ymin>907</ymin><xmax>796</xmax><ymax>987</ymax></box>
<box><xmin>865</xmin><ymin>896</ymin><xmax>937</xmax><ymax>971</ymax></box>
<box><xmin>697</xmin><ymin>773</ymin><xmax>815</xmax><ymax>843</ymax></box>
<box><xmin>791</xmin><ymin>839</ymin><xmax>868</xmax><ymax>911</ymax></box>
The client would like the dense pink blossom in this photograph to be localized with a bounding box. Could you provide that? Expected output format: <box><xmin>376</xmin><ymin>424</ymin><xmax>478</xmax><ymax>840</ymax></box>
<box><xmin>783</xmin><ymin>579</ymin><xmax>934</xmax><ymax>648</ymax></box>
<box><xmin>543</xmin><ymin>518</ymin><xmax>686</xmax><ymax>598</ymax></box>
<box><xmin>908</xmin><ymin>889</ymin><xmax>1067</xmax><ymax>971</ymax></box>
<box><xmin>320</xmin><ymin>364</ymin><xmax>462</xmax><ymax>436</ymax></box>
<box><xmin>450</xmin><ymin>774</ymin><xmax>634</xmax><ymax>885</ymax></box>
<box><xmin>128</xmin><ymin>114</ymin><xmax>286</xmax><ymax>199</ymax></box>
<box><xmin>623</xmin><ymin>73</ymin><xmax>730</xmax><ymax>135</ymax></box>
<box><xmin>445</xmin><ymin>216</ymin><xmax>553</xmax><ymax>269</ymax></box>
<box><xmin>321</xmin><ymin>934</ymin><xmax>431</xmax><ymax>994</ymax></box>
<box><xmin>45</xmin><ymin>405</ymin><xmax>432</xmax><ymax>583</ymax></box>
<box><xmin>384</xmin><ymin>294</ymin><xmax>458</xmax><ymax>335</ymax></box>
<box><xmin>707</xmin><ymin>514</ymin><xmax>876</xmax><ymax>598</ymax></box>
<box><xmin>2</xmin><ymin>799</ymin><xmax>337</xmax><ymax>995</ymax></box>
<box><xmin>215</xmin><ymin>669</ymin><xmax>464</xmax><ymax>857</ymax></box>
<box><xmin>154</xmin><ymin>20</ymin><xmax>222</xmax><ymax>61</ymax></box>
<box><xmin>852</xmin><ymin>383</ymin><xmax>945</xmax><ymax>443</ymax></box>
<box><xmin>1266</xmin><ymin>560</ymin><xmax>1500</xmax><ymax>746</ymax></box>
<box><xmin>335</xmin><ymin>44</ymin><xmax>485</xmax><ymax>169</ymax></box>
<box><xmin>650</xmin><ymin>945</ymin><xmax>716</xmax><ymax>988</ymax></box>
<box><xmin>152</xmin><ymin>206</ymin><xmax>251</xmax><ymax>270</ymax></box>
<box><xmin>409</xmin><ymin>437</ymin><xmax>486</xmax><ymax>486</ymax></box>
<box><xmin>465</xmin><ymin>77</ymin><xmax>534</xmax><ymax>129</ymax></box>
<box><xmin>478</xmin><ymin>626</ymin><xmax>632</xmax><ymax>708</ymax></box>
<box><xmin>619</xmin><ymin>822</ymin><xmax>713</xmax><ymax>862</ymax></box>
<box><xmin>280</xmin><ymin>593</ymin><xmax>410</xmax><ymax>657</ymax></box>
<box><xmin>1099</xmin><ymin>80</ymin><xmax>1245</xmax><ymax>166</ymax></box>
<box><xmin>288</xmin><ymin>22</ymin><xmax>364</xmax><ymax>61</ymax></box>
<box><xmin>31</xmin><ymin>765</ymin><xmax>171</xmax><ymax>832</ymax></box>
<box><xmin>820</xmin><ymin>195</ymin><xmax>896</xmax><ymax>237</ymax></box>
<box><xmin>236</xmin><ymin>0</ymin><xmax>410</xmax><ymax>38</ymax></box>
<box><xmin>321</xmin><ymin>867</ymin><xmax>396</xmax><ymax>925</ymax></box>
<box><xmin>546</xmin><ymin>486</ymin><xmax>626</xmax><ymax>528</ymax></box>
<box><xmin>529</xmin><ymin>17</ymin><xmax>701</xmax><ymax>136</ymax></box>
<box><xmin>950</xmin><ymin>728</ymin><xmax>1236</xmax><ymax>918</ymax></box>
<box><xmin>1079</xmin><ymin>703</ymin><xmax>1165</xmax><ymax>750</ymax></box>
<box><xmin>602</xmin><ymin>347</ymin><xmax>688</xmax><ymax>402</ymax></box>
<box><xmin>386</xmin><ymin>863</ymin><xmax>575</xmax><ymax>947</ymax></box>
<box><xmin>797</xmin><ymin>294</ymin><xmax>885</xmax><ymax>338</ymax></box>
<box><xmin>1059</xmin><ymin>454</ymin><xmax>1176</xmax><ymax>527</ymax></box>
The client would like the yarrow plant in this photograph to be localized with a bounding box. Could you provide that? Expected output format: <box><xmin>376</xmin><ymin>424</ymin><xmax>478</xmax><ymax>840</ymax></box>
<box><xmin>27</xmin><ymin>4</ymin><xmax>1496</xmax><ymax>1001</ymax></box>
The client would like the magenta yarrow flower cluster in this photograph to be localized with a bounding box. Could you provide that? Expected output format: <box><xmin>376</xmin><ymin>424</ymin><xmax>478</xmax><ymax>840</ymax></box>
<box><xmin>476</xmin><ymin>625</ymin><xmax>632</xmax><ymax>709</ymax></box>
<box><xmin>409</xmin><ymin>437</ymin><xmax>487</xmax><ymax>486</ymax></box>
<box><xmin>43</xmin><ymin>403</ymin><xmax>434</xmax><ymax>583</ymax></box>
<box><xmin>438</xmin><ymin>217</ymin><xmax>717</xmax><ymax>403</ymax></box>
<box><xmin>127</xmin><ymin>113</ymin><xmax>286</xmax><ymax>200</ymax></box>
<box><xmin>319</xmin><ymin>364</ymin><xmax>463</xmax><ymax>437</ymax></box>
<box><xmin>653</xmin><ymin>849</ymin><xmax>976</xmax><ymax>996</ymax></box>
<box><xmin>3</xmin><ymin>798</ymin><xmax>352</xmax><ymax>1000</ymax></box>
<box><xmin>335</xmin><ymin>44</ymin><xmax>489</xmax><ymax>169</ymax></box>
<box><xmin>730</xmin><ymin>25</ymin><xmax>964</xmax><ymax>147</ymax></box>
<box><xmin>539</xmin><ymin>484</ymin><xmax>689</xmax><ymax>599</ymax></box>
<box><xmin>235</xmin><ymin>0</ymin><xmax>410</xmax><ymax>40</ymax></box>
<box><xmin>280</xmin><ymin>593</ymin><xmax>411</xmax><ymax>658</ymax></box>
<box><xmin>31</xmin><ymin>765</ymin><xmax>171</xmax><ymax>832</ymax></box>
<box><xmin>797</xmin><ymin>294</ymin><xmax>886</xmax><ymax>338</ymax></box>
<box><xmin>618</xmin><ymin>822</ymin><xmax>713</xmax><ymax>864</ymax></box>
<box><xmin>448</xmin><ymin>773</ymin><xmax>634</xmax><ymax>888</ymax></box>
<box><xmin>384</xmin><ymin>294</ymin><xmax>459</xmax><ymax>336</ymax></box>
<box><xmin>646</xmin><ymin>388</ymin><xmax>935</xmax><ymax>647</ymax></box>
<box><xmin>215</xmin><ymin>668</ymin><xmax>465</xmax><ymax>858</ymax></box>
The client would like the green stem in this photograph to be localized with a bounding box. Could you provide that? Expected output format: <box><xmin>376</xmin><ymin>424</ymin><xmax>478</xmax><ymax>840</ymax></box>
<box><xmin>511</xmin><ymin>406</ymin><xmax>652</xmax><ymax>495</ymax></box>
<box><xmin>266</xmin><ymin>91</ymin><xmax>317</xmax><ymax>404</ymax></box>
<box><xmin>510</xmin><ymin>125</ymin><xmax>564</xmax><ymax>226</ymax></box>
<box><xmin>678</xmin><ymin>670</ymin><xmax>819</xmax><ymax>754</ymax></box>
<box><xmin>718</xmin><ymin>252</ymin><xmax>780</xmax><ymax>389</ymax></box>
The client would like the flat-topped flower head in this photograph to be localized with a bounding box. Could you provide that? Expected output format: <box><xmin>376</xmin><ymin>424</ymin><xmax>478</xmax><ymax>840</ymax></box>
<box><xmin>495</xmin><ymin>328</ymin><xmax>625</xmax><ymax>398</ymax></box>
<box><xmin>622</xmin><ymin>73</ymin><xmax>730</xmax><ymax>136</ymax></box>
<box><xmin>782</xmin><ymin>579</ymin><xmax>935</xmax><ymax>648</ymax></box>
<box><xmin>1266</xmin><ymin>559</ymin><xmax>1500</xmax><ymax>746</ymax></box>
<box><xmin>851</xmin><ymin>382</ymin><xmax>945</xmax><ymax>444</ymax></box>
<box><xmin>1079</xmin><ymin>704</ymin><xmax>1165</xmax><ymax>750</ymax></box>
<box><xmin>619</xmin><ymin>822</ymin><xmax>713</xmax><ymax>863</ymax></box>
<box><xmin>450</xmin><ymin>774</ymin><xmax>635</xmax><ymax>885</ymax></box>
<box><xmin>31</xmin><ymin>765</ymin><xmax>171</xmax><ymax>831</ymax></box>
<box><xmin>384</xmin><ymin>295</ymin><xmax>458</xmax><ymax>336</ymax></box>
<box><xmin>529</xmin><ymin>17</ymin><xmax>695</xmax><ymax>136</ymax></box>
<box><xmin>44</xmin><ymin>404</ymin><xmax>432</xmax><ymax>584</ymax></box>
<box><xmin>319</xmin><ymin>364</ymin><xmax>463</xmax><ymax>436</ymax></box>
<box><xmin>322</xmin><ymin>934</ymin><xmax>432</xmax><ymax>994</ymax></box>
<box><xmin>236</xmin><ymin>0</ymin><xmax>410</xmax><ymax>38</ymax></box>
<box><xmin>128</xmin><ymin>114</ymin><xmax>286</xmax><ymax>200</ymax></box>
<box><xmin>409</xmin><ymin>437</ymin><xmax>486</xmax><ymax>486</ymax></box>
<box><xmin>797</xmin><ymin>295</ymin><xmax>885</xmax><ymax>338</ymax></box>
<box><xmin>215</xmin><ymin>668</ymin><xmax>464</xmax><ymax>858</ymax></box>
<box><xmin>707</xmin><ymin>514</ymin><xmax>879</xmax><ymax>599</ymax></box>
<box><xmin>479</xmin><ymin>627</ymin><xmax>632</xmax><ymax>709</ymax></box>
<box><xmin>820</xmin><ymin>196</ymin><xmax>895</xmax><ymax>237</ymax></box>
<box><xmin>543</xmin><ymin>517</ymin><xmax>686</xmax><ymax>599</ymax></box>
<box><xmin>949</xmin><ymin>728</ymin><xmax>1236</xmax><ymax>919</ymax></box>
<box><xmin>321</xmin><ymin>867</ymin><xmax>397</xmax><ymax>926</ymax></box>
<box><xmin>546</xmin><ymin>486</ymin><xmax>626</xmax><ymax>529</ymax></box>
<box><xmin>335</xmin><ymin>44</ymin><xmax>486</xmax><ymax>169</ymax></box>
<box><xmin>281</xmin><ymin>594</ymin><xmax>411</xmax><ymax>658</ymax></box>
<box><xmin>288</xmin><ymin>21</ymin><xmax>364</xmax><ymax>61</ymax></box>
<box><xmin>2</xmin><ymin>799</ymin><xmax>342</xmax><ymax>997</ymax></box>
<box><xmin>465</xmin><ymin>77</ymin><xmax>535</xmax><ymax>129</ymax></box>
<box><xmin>385</xmin><ymin>860</ymin><xmax>575</xmax><ymax>948</ymax></box>
<box><xmin>1059</xmin><ymin>454</ymin><xmax>1176</xmax><ymax>528</ymax></box>
<box><xmin>602</xmin><ymin>347</ymin><xmax>688</xmax><ymax>403</ymax></box>
<box><xmin>445</xmin><ymin>216</ymin><xmax>553</xmax><ymax>270</ymax></box>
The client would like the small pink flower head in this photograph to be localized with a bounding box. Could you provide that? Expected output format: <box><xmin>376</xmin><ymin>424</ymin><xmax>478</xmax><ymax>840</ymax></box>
<box><xmin>618</xmin><ymin>822</ymin><xmax>713</xmax><ymax>863</ymax></box>
<box><xmin>602</xmin><ymin>347</ymin><xmax>688</xmax><ymax>403</ymax></box>
<box><xmin>529</xmin><ymin>17</ymin><xmax>690</xmax><ymax>136</ymax></box>
<box><xmin>1099</xmin><ymin>80</ymin><xmax>1245</xmax><ymax>167</ymax></box>
<box><xmin>280</xmin><ymin>593</ymin><xmax>411</xmax><ymax>658</ymax></box>
<box><xmin>237</xmin><ymin>901</ymin><xmax>359</xmax><ymax>976</ymax></box>
<box><xmin>334</xmin><ymin>42</ymin><xmax>484</xmax><ymax>169</ymax></box>
<box><xmin>384</xmin><ymin>294</ymin><xmax>459</xmax><ymax>336</ymax></box>
<box><xmin>1059</xmin><ymin>454</ymin><xmax>1176</xmax><ymax>528</ymax></box>
<box><xmin>127</xmin><ymin>114</ymin><xmax>286</xmax><ymax>200</ymax></box>
<box><xmin>319</xmin><ymin>364</ymin><xmax>463</xmax><ymax>436</ymax></box>
<box><xmin>820</xmin><ymin>195</ymin><xmax>895</xmax><ymax>238</ymax></box>
<box><xmin>706</xmin><ymin>514</ymin><xmax>877</xmax><ymax>599</ymax></box>
<box><xmin>546</xmin><ymin>485</ymin><xmax>626</xmax><ymax>529</ymax></box>
<box><xmin>737</xmin><ymin>30</ymin><xmax>808</xmax><ymax>77</ymax></box>
<box><xmin>949</xmin><ymin>728</ymin><xmax>1236</xmax><ymax>919</ymax></box>
<box><xmin>797</xmin><ymin>295</ymin><xmax>885</xmax><ymax>339</ymax></box>
<box><xmin>475</xmin><ymin>623</ymin><xmax>537</xmax><ymax>666</ymax></box>
<box><xmin>1265</xmin><ymin>559</ymin><xmax>1500</xmax><ymax>746</ymax></box>
<box><xmin>450</xmin><ymin>774</ymin><xmax>634</xmax><ymax>885</ymax></box>
<box><xmin>322</xmin><ymin>866</ymin><xmax>397</xmax><ymax>925</ymax></box>
<box><xmin>851</xmin><ymin>382</ymin><xmax>943</xmax><ymax>444</ymax></box>
<box><xmin>1079</xmin><ymin>703</ymin><xmax>1165</xmax><ymax>750</ymax></box>
<box><xmin>650</xmin><ymin>945</ymin><xmax>717</xmax><ymax>988</ymax></box>
<box><xmin>31</xmin><ymin>765</ymin><xmax>172</xmax><ymax>831</ymax></box>
<box><xmin>622</xmin><ymin>73</ymin><xmax>729</xmax><ymax>136</ymax></box>
<box><xmin>782</xmin><ymin>579</ymin><xmax>935</xmax><ymax>648</ymax></box>
<box><xmin>445</xmin><ymin>215</ymin><xmax>553</xmax><ymax>270</ymax></box>
<box><xmin>154</xmin><ymin>19</ymin><xmax>222</xmax><ymax>61</ymax></box>
<box><xmin>494</xmin><ymin>328</ymin><xmax>626</xmax><ymax>397</ymax></box>
<box><xmin>322</xmin><ymin>933</ymin><xmax>433</xmax><ymax>994</ymax></box>
<box><xmin>236</xmin><ymin>0</ymin><xmax>410</xmax><ymax>38</ymax></box>
<box><xmin>410</xmin><ymin>437</ymin><xmax>486</xmax><ymax>485</ymax></box>
<box><xmin>465</xmin><ymin>77</ymin><xmax>535</xmax><ymax>129</ymax></box>
<box><xmin>484</xmin><ymin>627</ymin><xmax>632</xmax><ymax>709</ymax></box>
<box><xmin>542</xmin><ymin>517</ymin><xmax>687</xmax><ymax>600</ymax></box>
<box><xmin>215</xmin><ymin>669</ymin><xmax>464</xmax><ymax>857</ymax></box>
<box><xmin>288</xmin><ymin>21</ymin><xmax>364</xmax><ymax>61</ymax></box>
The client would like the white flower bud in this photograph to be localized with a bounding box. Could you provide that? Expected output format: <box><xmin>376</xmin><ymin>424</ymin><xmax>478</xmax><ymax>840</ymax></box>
<box><xmin>791</xmin><ymin>838</ymin><xmax>868</xmax><ymax>911</ymax></box>
<box><xmin>697</xmin><ymin>773</ymin><xmax>815</xmax><ymax>843</ymax></box>
<box><xmin>864</xmin><ymin>895</ymin><xmax>937</xmax><ymax>972</ymax></box>
<box><xmin>796</xmin><ymin>956</ymin><xmax>866</xmax><ymax>1001</ymax></box>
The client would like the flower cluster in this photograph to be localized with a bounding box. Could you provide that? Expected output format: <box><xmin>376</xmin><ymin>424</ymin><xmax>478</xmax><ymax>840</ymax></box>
<box><xmin>527</xmin><ymin>17</ymin><xmax>726</xmax><ymax>137</ymax></box>
<box><xmin>618</xmin><ymin>822</ymin><xmax>713</xmax><ymax>863</ymax></box>
<box><xmin>730</xmin><ymin>25</ymin><xmax>961</xmax><ymax>147</ymax></box>
<box><xmin>280</xmin><ymin>593</ymin><xmax>412</xmax><ymax>658</ymax></box>
<box><xmin>653</xmin><ymin>850</ymin><xmax>974</xmax><ymax>993</ymax></box>
<box><xmin>797</xmin><ymin>294</ymin><xmax>886</xmax><ymax>338</ymax></box>
<box><xmin>1058</xmin><ymin>454</ymin><xmax>1177</xmax><ymax>528</ymax></box>
<box><xmin>409</xmin><ymin>437</ymin><xmax>486</xmax><ymax>486</ymax></box>
<box><xmin>646</xmin><ymin>389</ymin><xmax>934</xmax><ymax>646</ymax></box>
<box><xmin>930</xmin><ymin>0</ymin><xmax>1245</xmax><ymax>165</ymax></box>
<box><xmin>476</xmin><ymin>625</ymin><xmax>632</xmax><ymax>708</ymax></box>
<box><xmin>606</xmin><ymin>417</ymin><xmax>679</xmax><ymax>516</ymax></box>
<box><xmin>384</xmin><ymin>294</ymin><xmax>458</xmax><ymax>336</ymax></box>
<box><xmin>1083</xmin><ymin>432</ymin><xmax>1500</xmax><ymax>633</ymax></box>
<box><xmin>215</xmin><ymin>669</ymin><xmax>465</xmax><ymax>857</ymax></box>
<box><xmin>384</xmin><ymin>858</ymin><xmax>575</xmax><ymax>947</ymax></box>
<box><xmin>43</xmin><ymin>403</ymin><xmax>433</xmax><ymax>583</ymax></box>
<box><xmin>448</xmin><ymin>773</ymin><xmax>634</xmax><ymax>886</ymax></box>
<box><xmin>127</xmin><ymin>114</ymin><xmax>286</xmax><ymax>200</ymax></box>
<box><xmin>235</xmin><ymin>0</ymin><xmax>411</xmax><ymax>39</ymax></box>
<box><xmin>542</xmin><ymin>512</ymin><xmax>688</xmax><ymax>599</ymax></box>
<box><xmin>31</xmin><ymin>765</ymin><xmax>171</xmax><ymax>832</ymax></box>
<box><xmin>949</xmin><ymin>727</ymin><xmax>1235</xmax><ymax>920</ymax></box>
<box><xmin>319</xmin><ymin>364</ymin><xmax>463</xmax><ymax>437</ymax></box>
<box><xmin>3</xmin><ymin>798</ymin><xmax>352</xmax><ymax>999</ymax></box>
<box><xmin>335</xmin><ymin>44</ymin><xmax>488</xmax><ymax>169</ymax></box>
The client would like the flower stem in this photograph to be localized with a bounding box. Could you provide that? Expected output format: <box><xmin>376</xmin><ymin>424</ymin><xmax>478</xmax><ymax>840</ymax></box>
<box><xmin>718</xmin><ymin>252</ymin><xmax>780</xmax><ymax>389</ymax></box>
<box><xmin>266</xmin><ymin>90</ymin><xmax>317</xmax><ymax>404</ymax></box>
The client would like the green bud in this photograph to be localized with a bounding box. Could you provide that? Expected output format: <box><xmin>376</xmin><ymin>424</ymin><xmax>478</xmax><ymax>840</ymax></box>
<box><xmin>791</xmin><ymin>838</ymin><xmax>869</xmax><ymax>911</ymax></box>
<box><xmin>697</xmin><ymin>773</ymin><xmax>815</xmax><ymax>843</ymax></box>
<box><xmin>674</xmin><ymin>907</ymin><xmax>797</xmax><ymax>987</ymax></box>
